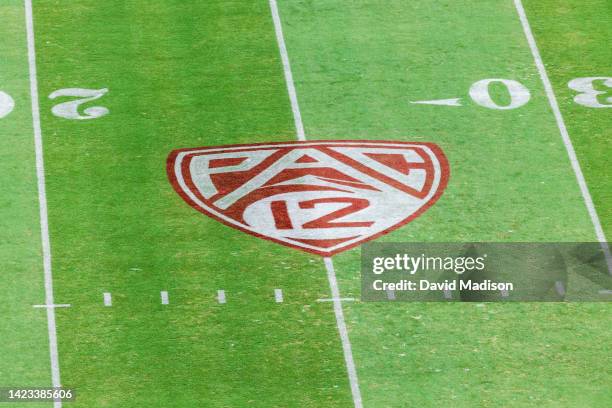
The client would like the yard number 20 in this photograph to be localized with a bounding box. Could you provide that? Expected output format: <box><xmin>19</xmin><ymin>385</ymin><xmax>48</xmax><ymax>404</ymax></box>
<box><xmin>49</xmin><ymin>88</ymin><xmax>109</xmax><ymax>119</ymax></box>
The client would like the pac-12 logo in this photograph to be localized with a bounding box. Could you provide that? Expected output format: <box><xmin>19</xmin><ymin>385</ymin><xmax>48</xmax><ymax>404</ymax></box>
<box><xmin>167</xmin><ymin>140</ymin><xmax>449</xmax><ymax>256</ymax></box>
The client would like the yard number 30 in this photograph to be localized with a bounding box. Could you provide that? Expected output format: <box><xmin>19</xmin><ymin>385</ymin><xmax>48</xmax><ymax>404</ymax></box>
<box><xmin>568</xmin><ymin>77</ymin><xmax>612</xmax><ymax>108</ymax></box>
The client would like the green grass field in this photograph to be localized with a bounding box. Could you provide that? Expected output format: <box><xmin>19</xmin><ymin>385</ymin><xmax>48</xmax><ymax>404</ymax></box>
<box><xmin>1</xmin><ymin>0</ymin><xmax>610</xmax><ymax>407</ymax></box>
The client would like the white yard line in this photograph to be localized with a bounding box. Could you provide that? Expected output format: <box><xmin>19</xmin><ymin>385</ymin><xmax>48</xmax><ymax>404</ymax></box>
<box><xmin>160</xmin><ymin>291</ymin><xmax>169</xmax><ymax>305</ymax></box>
<box><xmin>103</xmin><ymin>292</ymin><xmax>112</xmax><ymax>307</ymax></box>
<box><xmin>269</xmin><ymin>1</ymin><xmax>363</xmax><ymax>406</ymax></box>
<box><xmin>24</xmin><ymin>0</ymin><xmax>63</xmax><ymax>406</ymax></box>
<box><xmin>514</xmin><ymin>0</ymin><xmax>612</xmax><ymax>274</ymax></box>
<box><xmin>323</xmin><ymin>258</ymin><xmax>363</xmax><ymax>408</ymax></box>
<box><xmin>269</xmin><ymin>0</ymin><xmax>306</xmax><ymax>141</ymax></box>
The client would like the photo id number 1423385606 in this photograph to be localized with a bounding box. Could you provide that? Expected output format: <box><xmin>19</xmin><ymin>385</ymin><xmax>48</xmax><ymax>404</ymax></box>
<box><xmin>0</xmin><ymin>387</ymin><xmax>75</xmax><ymax>402</ymax></box>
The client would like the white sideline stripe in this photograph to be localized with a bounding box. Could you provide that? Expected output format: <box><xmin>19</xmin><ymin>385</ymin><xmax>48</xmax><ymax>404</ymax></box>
<box><xmin>160</xmin><ymin>291</ymin><xmax>169</xmax><ymax>305</ymax></box>
<box><xmin>316</xmin><ymin>297</ymin><xmax>356</xmax><ymax>303</ymax></box>
<box><xmin>514</xmin><ymin>0</ymin><xmax>612</xmax><ymax>275</ymax></box>
<box><xmin>217</xmin><ymin>290</ymin><xmax>226</xmax><ymax>304</ymax></box>
<box><xmin>269</xmin><ymin>2</ymin><xmax>362</xmax><ymax>406</ymax></box>
<box><xmin>269</xmin><ymin>0</ymin><xmax>305</xmax><ymax>141</ymax></box>
<box><xmin>103</xmin><ymin>292</ymin><xmax>112</xmax><ymax>307</ymax></box>
<box><xmin>33</xmin><ymin>304</ymin><xmax>71</xmax><ymax>309</ymax></box>
<box><xmin>24</xmin><ymin>1</ymin><xmax>62</xmax><ymax>405</ymax></box>
<box><xmin>274</xmin><ymin>288</ymin><xmax>284</xmax><ymax>303</ymax></box>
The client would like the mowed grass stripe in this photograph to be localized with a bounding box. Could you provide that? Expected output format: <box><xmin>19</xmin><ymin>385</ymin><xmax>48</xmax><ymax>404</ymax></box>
<box><xmin>277</xmin><ymin>0</ymin><xmax>609</xmax><ymax>407</ymax></box>
<box><xmin>513</xmin><ymin>0</ymin><xmax>610</xmax><ymax>266</ymax></box>
<box><xmin>24</xmin><ymin>0</ymin><xmax>64</xmax><ymax>400</ymax></box>
<box><xmin>270</xmin><ymin>1</ymin><xmax>363</xmax><ymax>406</ymax></box>
<box><xmin>34</xmin><ymin>0</ymin><xmax>354</xmax><ymax>407</ymax></box>
<box><xmin>0</xmin><ymin>1</ymin><xmax>54</xmax><ymax>406</ymax></box>
<box><xmin>522</xmin><ymin>0</ymin><xmax>612</xmax><ymax>239</ymax></box>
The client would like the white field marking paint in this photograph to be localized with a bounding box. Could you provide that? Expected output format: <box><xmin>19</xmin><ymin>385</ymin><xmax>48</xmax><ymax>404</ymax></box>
<box><xmin>25</xmin><ymin>1</ymin><xmax>62</xmax><ymax>405</ymax></box>
<box><xmin>0</xmin><ymin>91</ymin><xmax>15</xmax><ymax>118</ymax></box>
<box><xmin>443</xmin><ymin>289</ymin><xmax>452</xmax><ymax>299</ymax></box>
<box><xmin>316</xmin><ymin>297</ymin><xmax>357</xmax><ymax>303</ymax></box>
<box><xmin>410</xmin><ymin>98</ymin><xmax>462</xmax><ymax>107</ymax></box>
<box><xmin>469</xmin><ymin>79</ymin><xmax>531</xmax><ymax>110</ymax></box>
<box><xmin>49</xmin><ymin>88</ymin><xmax>109</xmax><ymax>120</ymax></box>
<box><xmin>269</xmin><ymin>2</ymin><xmax>362</xmax><ymax>405</ymax></box>
<box><xmin>599</xmin><ymin>290</ymin><xmax>612</xmax><ymax>295</ymax></box>
<box><xmin>269</xmin><ymin>0</ymin><xmax>305</xmax><ymax>141</ymax></box>
<box><xmin>323</xmin><ymin>258</ymin><xmax>363</xmax><ymax>407</ymax></box>
<box><xmin>554</xmin><ymin>281</ymin><xmax>566</xmax><ymax>297</ymax></box>
<box><xmin>568</xmin><ymin>77</ymin><xmax>612</xmax><ymax>108</ymax></box>
<box><xmin>514</xmin><ymin>0</ymin><xmax>612</xmax><ymax>274</ymax></box>
<box><xmin>103</xmin><ymin>292</ymin><xmax>112</xmax><ymax>307</ymax></box>
<box><xmin>33</xmin><ymin>304</ymin><xmax>71</xmax><ymax>309</ymax></box>
<box><xmin>386</xmin><ymin>289</ymin><xmax>396</xmax><ymax>300</ymax></box>
<box><xmin>500</xmin><ymin>289</ymin><xmax>509</xmax><ymax>298</ymax></box>
<box><xmin>160</xmin><ymin>291</ymin><xmax>169</xmax><ymax>305</ymax></box>
<box><xmin>171</xmin><ymin>141</ymin><xmax>445</xmax><ymax>256</ymax></box>
<box><xmin>274</xmin><ymin>288</ymin><xmax>284</xmax><ymax>303</ymax></box>
<box><xmin>217</xmin><ymin>290</ymin><xmax>226</xmax><ymax>304</ymax></box>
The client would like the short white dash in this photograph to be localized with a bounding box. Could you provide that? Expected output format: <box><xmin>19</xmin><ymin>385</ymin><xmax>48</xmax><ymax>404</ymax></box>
<box><xmin>554</xmin><ymin>281</ymin><xmax>566</xmax><ymax>297</ymax></box>
<box><xmin>103</xmin><ymin>292</ymin><xmax>112</xmax><ymax>307</ymax></box>
<box><xmin>217</xmin><ymin>290</ymin><xmax>226</xmax><ymax>304</ymax></box>
<box><xmin>33</xmin><ymin>304</ymin><xmax>71</xmax><ymax>308</ymax></box>
<box><xmin>274</xmin><ymin>288</ymin><xmax>283</xmax><ymax>303</ymax></box>
<box><xmin>386</xmin><ymin>289</ymin><xmax>396</xmax><ymax>300</ymax></box>
<box><xmin>160</xmin><ymin>291</ymin><xmax>169</xmax><ymax>305</ymax></box>
<box><xmin>500</xmin><ymin>289</ymin><xmax>510</xmax><ymax>298</ymax></box>
<box><xmin>316</xmin><ymin>297</ymin><xmax>356</xmax><ymax>303</ymax></box>
<box><xmin>443</xmin><ymin>289</ymin><xmax>453</xmax><ymax>299</ymax></box>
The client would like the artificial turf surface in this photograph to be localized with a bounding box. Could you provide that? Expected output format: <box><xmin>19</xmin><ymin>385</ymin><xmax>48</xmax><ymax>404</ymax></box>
<box><xmin>1</xmin><ymin>1</ymin><xmax>610</xmax><ymax>407</ymax></box>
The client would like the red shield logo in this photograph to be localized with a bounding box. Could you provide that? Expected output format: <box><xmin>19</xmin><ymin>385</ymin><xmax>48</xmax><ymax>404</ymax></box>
<box><xmin>167</xmin><ymin>140</ymin><xmax>449</xmax><ymax>256</ymax></box>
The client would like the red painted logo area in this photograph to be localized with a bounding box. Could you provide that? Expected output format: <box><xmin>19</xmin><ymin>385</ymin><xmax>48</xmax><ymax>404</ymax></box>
<box><xmin>167</xmin><ymin>140</ymin><xmax>450</xmax><ymax>256</ymax></box>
